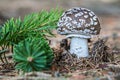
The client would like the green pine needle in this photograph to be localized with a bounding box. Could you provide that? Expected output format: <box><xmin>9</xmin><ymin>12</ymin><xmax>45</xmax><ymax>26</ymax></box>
<box><xmin>0</xmin><ymin>8</ymin><xmax>63</xmax><ymax>46</ymax></box>
<box><xmin>13</xmin><ymin>37</ymin><xmax>54</xmax><ymax>73</ymax></box>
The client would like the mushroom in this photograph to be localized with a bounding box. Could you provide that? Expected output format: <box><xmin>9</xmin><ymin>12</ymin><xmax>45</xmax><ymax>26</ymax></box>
<box><xmin>57</xmin><ymin>7</ymin><xmax>101</xmax><ymax>58</ymax></box>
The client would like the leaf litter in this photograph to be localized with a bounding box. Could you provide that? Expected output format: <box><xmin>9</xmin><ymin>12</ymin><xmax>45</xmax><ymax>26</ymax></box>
<box><xmin>1</xmin><ymin>37</ymin><xmax>120</xmax><ymax>80</ymax></box>
<box><xmin>52</xmin><ymin>37</ymin><xmax>120</xmax><ymax>80</ymax></box>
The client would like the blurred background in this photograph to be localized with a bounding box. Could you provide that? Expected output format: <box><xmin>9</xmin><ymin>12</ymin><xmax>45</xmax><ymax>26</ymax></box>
<box><xmin>0</xmin><ymin>0</ymin><xmax>120</xmax><ymax>48</ymax></box>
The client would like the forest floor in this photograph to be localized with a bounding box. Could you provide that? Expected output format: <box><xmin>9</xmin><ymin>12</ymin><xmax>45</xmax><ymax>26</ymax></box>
<box><xmin>0</xmin><ymin>16</ymin><xmax>120</xmax><ymax>79</ymax></box>
<box><xmin>0</xmin><ymin>0</ymin><xmax>120</xmax><ymax>80</ymax></box>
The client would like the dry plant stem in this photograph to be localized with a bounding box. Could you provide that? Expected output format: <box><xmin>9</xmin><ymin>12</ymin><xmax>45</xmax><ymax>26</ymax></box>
<box><xmin>3</xmin><ymin>53</ymin><xmax>8</xmax><ymax>64</ymax></box>
<box><xmin>2</xmin><ymin>46</ymin><xmax>8</xmax><ymax>64</ymax></box>
<box><xmin>66</xmin><ymin>51</ymin><xmax>74</xmax><ymax>65</ymax></box>
<box><xmin>85</xmin><ymin>58</ymin><xmax>95</xmax><ymax>69</ymax></box>
<box><xmin>0</xmin><ymin>56</ymin><xmax>4</xmax><ymax>63</ymax></box>
<box><xmin>91</xmin><ymin>38</ymin><xmax>113</xmax><ymax>64</ymax></box>
<box><xmin>0</xmin><ymin>46</ymin><xmax>8</xmax><ymax>63</ymax></box>
<box><xmin>0</xmin><ymin>48</ymin><xmax>9</xmax><ymax>64</ymax></box>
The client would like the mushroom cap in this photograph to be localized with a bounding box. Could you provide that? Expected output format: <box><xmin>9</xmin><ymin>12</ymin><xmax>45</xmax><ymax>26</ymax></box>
<box><xmin>57</xmin><ymin>7</ymin><xmax>101</xmax><ymax>36</ymax></box>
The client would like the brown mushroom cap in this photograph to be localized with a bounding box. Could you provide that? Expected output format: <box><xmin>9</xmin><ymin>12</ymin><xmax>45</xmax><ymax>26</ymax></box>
<box><xmin>57</xmin><ymin>7</ymin><xmax>101</xmax><ymax>36</ymax></box>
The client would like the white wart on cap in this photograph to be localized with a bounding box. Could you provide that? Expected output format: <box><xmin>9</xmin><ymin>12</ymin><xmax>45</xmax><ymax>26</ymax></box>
<box><xmin>57</xmin><ymin>7</ymin><xmax>101</xmax><ymax>36</ymax></box>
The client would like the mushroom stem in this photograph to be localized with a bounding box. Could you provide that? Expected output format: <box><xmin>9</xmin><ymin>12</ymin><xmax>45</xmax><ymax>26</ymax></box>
<box><xmin>70</xmin><ymin>37</ymin><xmax>89</xmax><ymax>58</ymax></box>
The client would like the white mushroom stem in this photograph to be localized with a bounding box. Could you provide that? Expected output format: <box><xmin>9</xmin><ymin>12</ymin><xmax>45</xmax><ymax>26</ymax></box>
<box><xmin>66</xmin><ymin>34</ymin><xmax>90</xmax><ymax>58</ymax></box>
